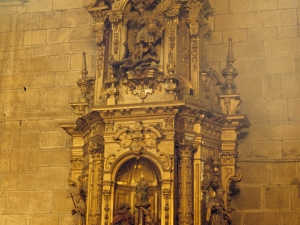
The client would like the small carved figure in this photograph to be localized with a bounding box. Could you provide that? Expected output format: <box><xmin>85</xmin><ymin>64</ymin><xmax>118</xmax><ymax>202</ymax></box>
<box><xmin>135</xmin><ymin>175</ymin><xmax>151</xmax><ymax>208</ymax></box>
<box><xmin>111</xmin><ymin>202</ymin><xmax>134</xmax><ymax>225</ymax></box>
<box><xmin>124</xmin><ymin>0</ymin><xmax>172</xmax><ymax>61</ymax></box>
<box><xmin>206</xmin><ymin>188</ymin><xmax>230</xmax><ymax>225</ymax></box>
<box><xmin>71</xmin><ymin>190</ymin><xmax>87</xmax><ymax>225</ymax></box>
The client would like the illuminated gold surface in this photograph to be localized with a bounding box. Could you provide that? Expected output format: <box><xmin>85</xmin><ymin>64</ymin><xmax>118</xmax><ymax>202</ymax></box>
<box><xmin>62</xmin><ymin>1</ymin><xmax>249</xmax><ymax>224</ymax></box>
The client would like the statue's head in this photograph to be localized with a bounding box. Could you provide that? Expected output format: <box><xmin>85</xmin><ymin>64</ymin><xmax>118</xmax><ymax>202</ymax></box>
<box><xmin>119</xmin><ymin>202</ymin><xmax>131</xmax><ymax>210</ymax></box>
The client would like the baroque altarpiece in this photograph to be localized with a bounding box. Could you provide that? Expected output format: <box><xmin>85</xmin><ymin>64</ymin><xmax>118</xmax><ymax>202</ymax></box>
<box><xmin>61</xmin><ymin>0</ymin><xmax>250</xmax><ymax>224</ymax></box>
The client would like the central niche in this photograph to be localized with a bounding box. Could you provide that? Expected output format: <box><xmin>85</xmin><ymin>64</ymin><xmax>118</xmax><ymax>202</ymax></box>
<box><xmin>114</xmin><ymin>157</ymin><xmax>162</xmax><ymax>224</ymax></box>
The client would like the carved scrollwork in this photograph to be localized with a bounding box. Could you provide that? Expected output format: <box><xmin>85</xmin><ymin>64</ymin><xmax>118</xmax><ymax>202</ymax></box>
<box><xmin>71</xmin><ymin>158</ymin><xmax>84</xmax><ymax>169</ymax></box>
<box><xmin>114</xmin><ymin>121</ymin><xmax>163</xmax><ymax>155</ymax></box>
<box><xmin>159</xmin><ymin>152</ymin><xmax>172</xmax><ymax>170</ymax></box>
<box><xmin>105</xmin><ymin>154</ymin><xmax>116</xmax><ymax>170</ymax></box>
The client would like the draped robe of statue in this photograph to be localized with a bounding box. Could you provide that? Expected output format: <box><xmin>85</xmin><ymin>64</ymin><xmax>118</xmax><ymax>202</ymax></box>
<box><xmin>112</xmin><ymin>202</ymin><xmax>134</xmax><ymax>225</ymax></box>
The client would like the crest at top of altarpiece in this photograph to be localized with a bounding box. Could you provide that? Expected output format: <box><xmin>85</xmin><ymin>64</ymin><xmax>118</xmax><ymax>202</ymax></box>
<box><xmin>81</xmin><ymin>0</ymin><xmax>220</xmax><ymax>112</ymax></box>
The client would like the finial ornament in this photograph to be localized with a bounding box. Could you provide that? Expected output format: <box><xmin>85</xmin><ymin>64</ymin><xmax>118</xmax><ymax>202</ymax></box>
<box><xmin>81</xmin><ymin>52</ymin><xmax>88</xmax><ymax>77</ymax></box>
<box><xmin>221</xmin><ymin>38</ymin><xmax>238</xmax><ymax>95</ymax></box>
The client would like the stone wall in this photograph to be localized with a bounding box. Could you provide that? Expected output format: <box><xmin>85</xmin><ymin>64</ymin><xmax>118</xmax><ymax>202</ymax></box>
<box><xmin>206</xmin><ymin>0</ymin><xmax>300</xmax><ymax>224</ymax></box>
<box><xmin>0</xmin><ymin>0</ymin><xmax>97</xmax><ymax>224</ymax></box>
<box><xmin>0</xmin><ymin>0</ymin><xmax>299</xmax><ymax>225</ymax></box>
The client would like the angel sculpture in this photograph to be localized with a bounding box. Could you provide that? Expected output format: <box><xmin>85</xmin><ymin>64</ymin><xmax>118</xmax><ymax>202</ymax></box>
<box><xmin>124</xmin><ymin>0</ymin><xmax>173</xmax><ymax>62</ymax></box>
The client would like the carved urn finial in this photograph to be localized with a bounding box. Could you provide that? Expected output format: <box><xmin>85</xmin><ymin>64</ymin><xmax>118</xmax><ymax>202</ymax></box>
<box><xmin>77</xmin><ymin>52</ymin><xmax>89</xmax><ymax>103</ymax></box>
<box><xmin>81</xmin><ymin>52</ymin><xmax>88</xmax><ymax>77</ymax></box>
<box><xmin>221</xmin><ymin>38</ymin><xmax>238</xmax><ymax>95</ymax></box>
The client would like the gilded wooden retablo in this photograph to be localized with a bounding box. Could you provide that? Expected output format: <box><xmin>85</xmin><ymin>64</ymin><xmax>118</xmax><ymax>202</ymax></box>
<box><xmin>61</xmin><ymin>0</ymin><xmax>250</xmax><ymax>224</ymax></box>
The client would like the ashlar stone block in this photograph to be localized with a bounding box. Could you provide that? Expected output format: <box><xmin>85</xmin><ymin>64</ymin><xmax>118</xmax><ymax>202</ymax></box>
<box><xmin>263</xmin><ymin>74</ymin><xmax>281</xmax><ymax>99</ymax></box>
<box><xmin>253</xmin><ymin>141</ymin><xmax>282</xmax><ymax>159</ymax></box>
<box><xmin>27</xmin><ymin>150</ymin><xmax>50</xmax><ymax>173</ymax></box>
<box><xmin>222</xmin><ymin>30</ymin><xmax>247</xmax><ymax>43</ymax></box>
<box><xmin>52</xmin><ymin>190</ymin><xmax>75</xmax><ymax>213</ymax></box>
<box><xmin>0</xmin><ymin>132</ymin><xmax>12</xmax><ymax>151</ymax></box>
<box><xmin>0</xmin><ymin>198</ymin><xmax>4</xmax><ymax>214</ymax></box>
<box><xmin>269</xmin><ymin>121</ymin><xmax>300</xmax><ymax>140</ymax></box>
<box><xmin>58</xmin><ymin>215</ymin><xmax>73</xmax><ymax>225</ymax></box>
<box><xmin>33</xmin><ymin>41</ymin><xmax>86</xmax><ymax>56</ymax></box>
<box><xmin>0</xmin><ymin>215</ymin><xmax>29</xmax><ymax>225</ymax></box>
<box><xmin>24</xmin><ymin>30</ymin><xmax>47</xmax><ymax>46</ymax></box>
<box><xmin>5</xmin><ymin>191</ymin><xmax>52</xmax><ymax>213</ymax></box>
<box><xmin>214</xmin><ymin>14</ymin><xmax>237</xmax><ymax>31</ymax></box>
<box><xmin>50</xmin><ymin>149</ymin><xmax>71</xmax><ymax>166</ymax></box>
<box><xmin>244</xmin><ymin>212</ymin><xmax>279</xmax><ymax>225</ymax></box>
<box><xmin>16</xmin><ymin>13</ymin><xmax>40</xmax><ymax>30</ymax></box>
<box><xmin>265</xmin><ymin>185</ymin><xmax>291</xmax><ymax>209</ymax></box>
<box><xmin>281</xmin><ymin>212</ymin><xmax>300</xmax><ymax>225</ymax></box>
<box><xmin>278</xmin><ymin>26</ymin><xmax>299</xmax><ymax>39</ymax></box>
<box><xmin>236</xmin><ymin>75</ymin><xmax>264</xmax><ymax>100</ymax></box>
<box><xmin>234</xmin><ymin>41</ymin><xmax>263</xmax><ymax>58</ymax></box>
<box><xmin>239</xmin><ymin>121</ymin><xmax>270</xmax><ymax>141</ymax></box>
<box><xmin>70</xmin><ymin>26</ymin><xmax>95</xmax><ymax>41</ymax></box>
<box><xmin>278</xmin><ymin>0</ymin><xmax>299</xmax><ymax>9</ymax></box>
<box><xmin>10</xmin><ymin>151</ymin><xmax>27</xmax><ymax>173</ymax></box>
<box><xmin>270</xmin><ymin>162</ymin><xmax>298</xmax><ymax>184</ymax></box>
<box><xmin>288</xmin><ymin>98</ymin><xmax>300</xmax><ymax>121</ymax></box>
<box><xmin>40</xmin><ymin>11</ymin><xmax>62</xmax><ymax>29</ymax></box>
<box><xmin>30</xmin><ymin>214</ymin><xmax>59</xmax><ymax>225</ymax></box>
<box><xmin>242</xmin><ymin>99</ymin><xmax>287</xmax><ymax>122</ymax></box>
<box><xmin>248</xmin><ymin>27</ymin><xmax>277</xmax><ymax>40</ymax></box>
<box><xmin>281</xmin><ymin>73</ymin><xmax>300</xmax><ymax>98</ymax></box>
<box><xmin>1</xmin><ymin>174</ymin><xmax>34</xmax><ymax>190</ymax></box>
<box><xmin>18</xmin><ymin>57</ymin><xmax>49</xmax><ymax>74</ymax></box>
<box><xmin>23</xmin><ymin>89</ymin><xmax>44</xmax><ymax>111</ymax></box>
<box><xmin>238</xmin><ymin>12</ymin><xmax>262</xmax><ymax>29</ymax></box>
<box><xmin>26</xmin><ymin>0</ymin><xmax>53</xmax><ymax>12</ymax></box>
<box><xmin>55</xmin><ymin>71</ymin><xmax>81</xmax><ymax>87</ymax></box>
<box><xmin>265</xmin><ymin>39</ymin><xmax>299</xmax><ymax>56</ymax></box>
<box><xmin>239</xmin><ymin>162</ymin><xmax>269</xmax><ymax>184</ymax></box>
<box><xmin>40</xmin><ymin>131</ymin><xmax>66</xmax><ymax>148</ymax></box>
<box><xmin>44</xmin><ymin>88</ymin><xmax>70</xmax><ymax>110</ymax></box>
<box><xmin>12</xmin><ymin>132</ymin><xmax>40</xmax><ymax>149</ymax></box>
<box><xmin>61</xmin><ymin>8</ymin><xmax>91</xmax><ymax>27</ymax></box>
<box><xmin>252</xmin><ymin>0</ymin><xmax>277</xmax><ymax>11</ymax></box>
<box><xmin>34</xmin><ymin>167</ymin><xmax>69</xmax><ymax>190</ymax></box>
<box><xmin>229</xmin><ymin>0</ymin><xmax>252</xmax><ymax>13</ymax></box>
<box><xmin>250</xmin><ymin>57</ymin><xmax>295</xmax><ymax>74</ymax></box>
<box><xmin>209</xmin><ymin>0</ymin><xmax>229</xmax><ymax>15</ymax></box>
<box><xmin>0</xmin><ymin>15</ymin><xmax>11</xmax><ymax>32</ymax></box>
<box><xmin>0</xmin><ymin>152</ymin><xmax>10</xmax><ymax>174</ymax></box>
<box><xmin>291</xmin><ymin>185</ymin><xmax>300</xmax><ymax>210</ymax></box>
<box><xmin>282</xmin><ymin>140</ymin><xmax>300</xmax><ymax>158</ymax></box>
<box><xmin>49</xmin><ymin>55</ymin><xmax>70</xmax><ymax>71</ymax></box>
<box><xmin>263</xmin><ymin>9</ymin><xmax>297</xmax><ymax>27</ymax></box>
<box><xmin>53</xmin><ymin>0</ymin><xmax>83</xmax><ymax>10</ymax></box>
<box><xmin>232</xmin><ymin>186</ymin><xmax>263</xmax><ymax>210</ymax></box>
<box><xmin>47</xmin><ymin>28</ymin><xmax>70</xmax><ymax>44</ymax></box>
<box><xmin>70</xmin><ymin>53</ymin><xmax>96</xmax><ymax>71</ymax></box>
<box><xmin>206</xmin><ymin>44</ymin><xmax>228</xmax><ymax>61</ymax></box>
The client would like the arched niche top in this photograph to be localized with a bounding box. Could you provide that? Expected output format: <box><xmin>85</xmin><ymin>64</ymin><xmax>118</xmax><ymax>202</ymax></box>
<box><xmin>110</xmin><ymin>151</ymin><xmax>165</xmax><ymax>184</ymax></box>
<box><xmin>116</xmin><ymin>157</ymin><xmax>160</xmax><ymax>186</ymax></box>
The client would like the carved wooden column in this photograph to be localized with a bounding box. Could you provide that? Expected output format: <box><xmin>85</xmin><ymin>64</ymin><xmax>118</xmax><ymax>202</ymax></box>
<box><xmin>87</xmin><ymin>126</ymin><xmax>104</xmax><ymax>225</ymax></box>
<box><xmin>176</xmin><ymin>140</ymin><xmax>196</xmax><ymax>225</ymax></box>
